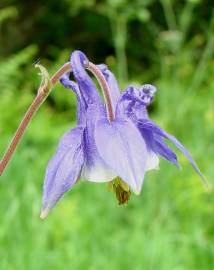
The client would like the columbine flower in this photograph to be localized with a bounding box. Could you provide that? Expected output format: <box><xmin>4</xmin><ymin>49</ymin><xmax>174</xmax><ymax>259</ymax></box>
<box><xmin>40</xmin><ymin>51</ymin><xmax>148</xmax><ymax>218</ymax></box>
<box><xmin>97</xmin><ymin>64</ymin><xmax>205</xmax><ymax>182</ymax></box>
<box><xmin>41</xmin><ymin>50</ymin><xmax>205</xmax><ymax>218</ymax></box>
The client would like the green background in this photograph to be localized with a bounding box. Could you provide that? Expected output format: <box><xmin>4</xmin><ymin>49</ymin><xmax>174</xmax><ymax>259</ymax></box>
<box><xmin>0</xmin><ymin>0</ymin><xmax>213</xmax><ymax>269</ymax></box>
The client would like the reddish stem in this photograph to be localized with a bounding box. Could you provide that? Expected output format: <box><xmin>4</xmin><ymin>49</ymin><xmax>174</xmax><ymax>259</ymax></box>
<box><xmin>87</xmin><ymin>62</ymin><xmax>114</xmax><ymax>121</ymax></box>
<box><xmin>0</xmin><ymin>62</ymin><xmax>71</xmax><ymax>176</ymax></box>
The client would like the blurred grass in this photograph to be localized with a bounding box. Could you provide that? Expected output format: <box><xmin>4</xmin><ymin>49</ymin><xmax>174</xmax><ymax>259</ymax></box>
<box><xmin>0</xmin><ymin>1</ymin><xmax>214</xmax><ymax>270</ymax></box>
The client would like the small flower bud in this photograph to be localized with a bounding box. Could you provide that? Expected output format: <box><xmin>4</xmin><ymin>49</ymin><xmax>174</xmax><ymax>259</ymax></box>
<box><xmin>35</xmin><ymin>64</ymin><xmax>52</xmax><ymax>96</ymax></box>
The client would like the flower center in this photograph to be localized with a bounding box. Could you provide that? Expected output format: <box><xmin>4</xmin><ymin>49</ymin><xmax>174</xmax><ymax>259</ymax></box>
<box><xmin>109</xmin><ymin>177</ymin><xmax>131</xmax><ymax>205</ymax></box>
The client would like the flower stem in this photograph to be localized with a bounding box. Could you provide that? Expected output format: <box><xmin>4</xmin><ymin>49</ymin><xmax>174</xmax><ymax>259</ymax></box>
<box><xmin>87</xmin><ymin>62</ymin><xmax>114</xmax><ymax>121</ymax></box>
<box><xmin>0</xmin><ymin>62</ymin><xmax>71</xmax><ymax>176</ymax></box>
<box><xmin>0</xmin><ymin>61</ymin><xmax>115</xmax><ymax>176</ymax></box>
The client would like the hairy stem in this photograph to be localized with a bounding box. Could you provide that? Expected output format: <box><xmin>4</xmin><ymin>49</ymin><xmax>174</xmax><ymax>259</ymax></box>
<box><xmin>0</xmin><ymin>61</ymin><xmax>114</xmax><ymax>175</ymax></box>
<box><xmin>87</xmin><ymin>62</ymin><xmax>114</xmax><ymax>121</ymax></box>
<box><xmin>0</xmin><ymin>62</ymin><xmax>70</xmax><ymax>176</ymax></box>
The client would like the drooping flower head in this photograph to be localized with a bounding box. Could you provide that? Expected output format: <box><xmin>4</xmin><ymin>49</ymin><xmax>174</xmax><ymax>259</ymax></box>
<box><xmin>40</xmin><ymin>50</ymin><xmax>206</xmax><ymax>219</ymax></box>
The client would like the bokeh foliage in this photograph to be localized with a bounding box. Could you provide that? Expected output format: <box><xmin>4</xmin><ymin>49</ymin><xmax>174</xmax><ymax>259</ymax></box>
<box><xmin>0</xmin><ymin>1</ymin><xmax>214</xmax><ymax>269</ymax></box>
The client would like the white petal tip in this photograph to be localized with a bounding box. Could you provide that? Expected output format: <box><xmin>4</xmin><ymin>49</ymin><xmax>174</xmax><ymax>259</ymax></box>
<box><xmin>134</xmin><ymin>189</ymin><xmax>141</xmax><ymax>196</ymax></box>
<box><xmin>40</xmin><ymin>208</ymin><xmax>50</xmax><ymax>220</ymax></box>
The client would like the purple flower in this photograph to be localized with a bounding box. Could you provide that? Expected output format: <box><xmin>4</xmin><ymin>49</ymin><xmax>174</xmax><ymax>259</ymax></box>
<box><xmin>97</xmin><ymin>64</ymin><xmax>205</xmax><ymax>182</ymax></box>
<box><xmin>40</xmin><ymin>50</ymin><xmax>205</xmax><ymax>218</ymax></box>
<box><xmin>40</xmin><ymin>51</ymin><xmax>148</xmax><ymax>218</ymax></box>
